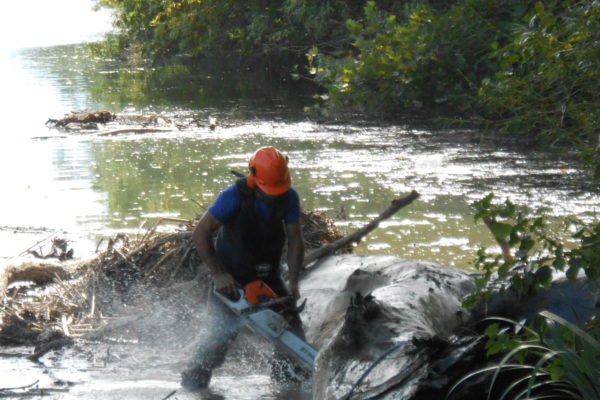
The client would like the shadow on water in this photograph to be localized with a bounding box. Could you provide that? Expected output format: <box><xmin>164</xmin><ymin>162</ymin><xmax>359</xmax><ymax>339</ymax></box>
<box><xmin>17</xmin><ymin>44</ymin><xmax>313</xmax><ymax>116</ymax></box>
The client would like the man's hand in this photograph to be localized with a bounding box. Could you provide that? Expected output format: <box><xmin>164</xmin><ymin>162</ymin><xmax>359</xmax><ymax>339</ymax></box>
<box><xmin>193</xmin><ymin>213</ymin><xmax>240</xmax><ymax>298</ymax></box>
<box><xmin>213</xmin><ymin>271</ymin><xmax>239</xmax><ymax>297</ymax></box>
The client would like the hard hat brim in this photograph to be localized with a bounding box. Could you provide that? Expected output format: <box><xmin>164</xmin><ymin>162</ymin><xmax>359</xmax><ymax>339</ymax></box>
<box><xmin>257</xmin><ymin>179</ymin><xmax>291</xmax><ymax>196</ymax></box>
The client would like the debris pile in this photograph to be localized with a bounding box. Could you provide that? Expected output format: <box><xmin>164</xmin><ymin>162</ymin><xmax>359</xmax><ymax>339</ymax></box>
<box><xmin>46</xmin><ymin>110</ymin><xmax>115</xmax><ymax>130</ymax></box>
<box><xmin>0</xmin><ymin>211</ymin><xmax>345</xmax><ymax>346</ymax></box>
<box><xmin>44</xmin><ymin>110</ymin><xmax>239</xmax><ymax>134</ymax></box>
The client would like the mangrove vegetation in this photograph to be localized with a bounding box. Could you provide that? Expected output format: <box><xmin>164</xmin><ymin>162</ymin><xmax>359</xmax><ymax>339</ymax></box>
<box><xmin>93</xmin><ymin>0</ymin><xmax>600</xmax><ymax>177</ymax></box>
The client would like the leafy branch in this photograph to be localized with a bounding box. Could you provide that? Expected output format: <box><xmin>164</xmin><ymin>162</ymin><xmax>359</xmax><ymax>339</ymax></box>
<box><xmin>463</xmin><ymin>193</ymin><xmax>600</xmax><ymax>309</ymax></box>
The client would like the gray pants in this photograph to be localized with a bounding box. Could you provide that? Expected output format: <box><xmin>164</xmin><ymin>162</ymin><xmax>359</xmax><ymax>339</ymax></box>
<box><xmin>186</xmin><ymin>280</ymin><xmax>306</xmax><ymax>382</ymax></box>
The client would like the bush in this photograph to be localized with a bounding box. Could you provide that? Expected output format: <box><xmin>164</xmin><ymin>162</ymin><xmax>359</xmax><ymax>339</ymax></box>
<box><xmin>451</xmin><ymin>311</ymin><xmax>600</xmax><ymax>400</ymax></box>
<box><xmin>463</xmin><ymin>193</ymin><xmax>600</xmax><ymax>309</ymax></box>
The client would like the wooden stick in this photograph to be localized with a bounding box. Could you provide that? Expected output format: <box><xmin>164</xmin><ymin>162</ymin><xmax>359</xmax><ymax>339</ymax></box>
<box><xmin>0</xmin><ymin>388</ymin><xmax>70</xmax><ymax>396</ymax></box>
<box><xmin>127</xmin><ymin>232</ymin><xmax>191</xmax><ymax>258</ymax></box>
<box><xmin>61</xmin><ymin>315</ymin><xmax>70</xmax><ymax>336</ymax></box>
<box><xmin>161</xmin><ymin>390</ymin><xmax>177</xmax><ymax>400</ymax></box>
<box><xmin>0</xmin><ymin>380</ymin><xmax>39</xmax><ymax>391</ymax></box>
<box><xmin>0</xmin><ymin>353</ymin><xmax>33</xmax><ymax>358</ymax></box>
<box><xmin>170</xmin><ymin>243</ymin><xmax>194</xmax><ymax>280</ymax></box>
<box><xmin>89</xmin><ymin>281</ymin><xmax>96</xmax><ymax>319</ymax></box>
<box><xmin>144</xmin><ymin>248</ymin><xmax>178</xmax><ymax>278</ymax></box>
<box><xmin>302</xmin><ymin>191</ymin><xmax>420</xmax><ymax>269</ymax></box>
<box><xmin>141</xmin><ymin>217</ymin><xmax>190</xmax><ymax>242</ymax></box>
<box><xmin>17</xmin><ymin>233</ymin><xmax>56</xmax><ymax>258</ymax></box>
<box><xmin>114</xmin><ymin>248</ymin><xmax>138</xmax><ymax>270</ymax></box>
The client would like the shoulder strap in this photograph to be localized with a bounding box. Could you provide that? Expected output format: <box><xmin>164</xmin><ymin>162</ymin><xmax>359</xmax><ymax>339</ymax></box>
<box><xmin>235</xmin><ymin>177</ymin><xmax>255</xmax><ymax>214</ymax></box>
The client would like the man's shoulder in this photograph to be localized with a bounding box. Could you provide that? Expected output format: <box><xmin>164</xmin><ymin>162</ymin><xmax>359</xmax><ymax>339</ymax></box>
<box><xmin>209</xmin><ymin>183</ymin><xmax>241</xmax><ymax>222</ymax></box>
<box><xmin>222</xmin><ymin>182</ymin><xmax>241</xmax><ymax>195</ymax></box>
<box><xmin>287</xmin><ymin>187</ymin><xmax>299</xmax><ymax>203</ymax></box>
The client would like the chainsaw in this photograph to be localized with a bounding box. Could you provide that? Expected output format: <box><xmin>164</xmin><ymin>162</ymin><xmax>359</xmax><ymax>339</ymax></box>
<box><xmin>214</xmin><ymin>280</ymin><xmax>317</xmax><ymax>372</ymax></box>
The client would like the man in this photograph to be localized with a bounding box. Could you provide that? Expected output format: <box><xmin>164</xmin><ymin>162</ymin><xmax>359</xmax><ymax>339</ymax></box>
<box><xmin>181</xmin><ymin>146</ymin><xmax>306</xmax><ymax>391</ymax></box>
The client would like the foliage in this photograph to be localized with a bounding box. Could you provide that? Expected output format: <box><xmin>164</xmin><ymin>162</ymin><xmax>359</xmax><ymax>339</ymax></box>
<box><xmin>314</xmin><ymin>0</ymin><xmax>528</xmax><ymax>116</ymax></box>
<box><xmin>479</xmin><ymin>1</ymin><xmax>600</xmax><ymax>176</ymax></box>
<box><xmin>463</xmin><ymin>193</ymin><xmax>600</xmax><ymax>308</ymax></box>
<box><xmin>450</xmin><ymin>311</ymin><xmax>600</xmax><ymax>400</ymax></box>
<box><xmin>94</xmin><ymin>0</ymin><xmax>365</xmax><ymax>70</ymax></box>
<box><xmin>312</xmin><ymin>0</ymin><xmax>599</xmax><ymax>175</ymax></box>
<box><xmin>312</xmin><ymin>2</ymin><xmax>436</xmax><ymax>115</ymax></box>
<box><xmin>93</xmin><ymin>0</ymin><xmax>600</xmax><ymax>175</ymax></box>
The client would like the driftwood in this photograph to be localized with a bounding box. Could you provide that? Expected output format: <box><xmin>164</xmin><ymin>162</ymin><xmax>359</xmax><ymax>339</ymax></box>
<box><xmin>96</xmin><ymin>128</ymin><xmax>171</xmax><ymax>136</ymax></box>
<box><xmin>0</xmin><ymin>380</ymin><xmax>70</xmax><ymax>397</ymax></box>
<box><xmin>47</xmin><ymin>110</ymin><xmax>114</xmax><ymax>127</ymax></box>
<box><xmin>0</xmin><ymin>387</ymin><xmax>70</xmax><ymax>397</ymax></box>
<box><xmin>0</xmin><ymin>210</ymin><xmax>343</xmax><ymax>343</ymax></box>
<box><xmin>302</xmin><ymin>190</ymin><xmax>420</xmax><ymax>269</ymax></box>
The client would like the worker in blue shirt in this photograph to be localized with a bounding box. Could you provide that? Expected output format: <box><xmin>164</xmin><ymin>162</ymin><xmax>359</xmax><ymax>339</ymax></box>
<box><xmin>181</xmin><ymin>146</ymin><xmax>306</xmax><ymax>391</ymax></box>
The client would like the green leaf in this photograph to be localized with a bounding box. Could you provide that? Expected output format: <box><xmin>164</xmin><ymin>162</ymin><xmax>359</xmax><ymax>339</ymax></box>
<box><xmin>534</xmin><ymin>2</ymin><xmax>545</xmax><ymax>14</ymax></box>
<box><xmin>486</xmin><ymin>341</ymin><xmax>504</xmax><ymax>356</ymax></box>
<box><xmin>486</xmin><ymin>323</ymin><xmax>500</xmax><ymax>338</ymax></box>
<box><xmin>566</xmin><ymin>263</ymin><xmax>581</xmax><ymax>280</ymax></box>
<box><xmin>491</xmin><ymin>222</ymin><xmax>513</xmax><ymax>240</ymax></box>
<box><xmin>498</xmin><ymin>262</ymin><xmax>510</xmax><ymax>278</ymax></box>
<box><xmin>552</xmin><ymin>257</ymin><xmax>566</xmax><ymax>270</ymax></box>
<box><xmin>520</xmin><ymin>237</ymin><xmax>535</xmax><ymax>252</ymax></box>
<box><xmin>535</xmin><ymin>266</ymin><xmax>552</xmax><ymax>287</ymax></box>
<box><xmin>474</xmin><ymin>209</ymin><xmax>487</xmax><ymax>221</ymax></box>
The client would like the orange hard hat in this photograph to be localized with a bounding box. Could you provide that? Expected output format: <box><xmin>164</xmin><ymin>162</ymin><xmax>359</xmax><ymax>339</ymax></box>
<box><xmin>247</xmin><ymin>147</ymin><xmax>291</xmax><ymax>196</ymax></box>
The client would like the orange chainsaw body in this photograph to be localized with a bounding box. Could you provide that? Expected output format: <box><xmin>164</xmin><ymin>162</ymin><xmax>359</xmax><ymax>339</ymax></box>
<box><xmin>243</xmin><ymin>280</ymin><xmax>278</xmax><ymax>305</ymax></box>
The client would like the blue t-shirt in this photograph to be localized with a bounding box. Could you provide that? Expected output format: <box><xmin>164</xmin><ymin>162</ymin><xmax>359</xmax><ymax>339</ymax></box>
<box><xmin>208</xmin><ymin>183</ymin><xmax>301</xmax><ymax>224</ymax></box>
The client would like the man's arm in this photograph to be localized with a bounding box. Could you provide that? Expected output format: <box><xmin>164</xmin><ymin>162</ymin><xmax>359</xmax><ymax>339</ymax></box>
<box><xmin>192</xmin><ymin>212</ymin><xmax>238</xmax><ymax>295</ymax></box>
<box><xmin>286</xmin><ymin>222</ymin><xmax>305</xmax><ymax>300</ymax></box>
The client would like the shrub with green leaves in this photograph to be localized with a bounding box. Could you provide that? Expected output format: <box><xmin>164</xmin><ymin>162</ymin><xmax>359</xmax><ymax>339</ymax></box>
<box><xmin>463</xmin><ymin>193</ymin><xmax>600</xmax><ymax>309</ymax></box>
<box><xmin>451</xmin><ymin>311</ymin><xmax>600</xmax><ymax>400</ymax></box>
<box><xmin>480</xmin><ymin>1</ymin><xmax>600</xmax><ymax>177</ymax></box>
<box><xmin>314</xmin><ymin>0</ymin><xmax>537</xmax><ymax>117</ymax></box>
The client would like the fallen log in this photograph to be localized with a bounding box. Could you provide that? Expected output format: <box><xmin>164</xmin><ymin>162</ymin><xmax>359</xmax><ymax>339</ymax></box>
<box><xmin>0</xmin><ymin>387</ymin><xmax>70</xmax><ymax>397</ymax></box>
<box><xmin>0</xmin><ymin>352</ymin><xmax>31</xmax><ymax>358</ymax></box>
<box><xmin>302</xmin><ymin>190</ymin><xmax>420</xmax><ymax>269</ymax></box>
<box><xmin>96</xmin><ymin>128</ymin><xmax>171</xmax><ymax>136</ymax></box>
<box><xmin>47</xmin><ymin>110</ymin><xmax>114</xmax><ymax>127</ymax></box>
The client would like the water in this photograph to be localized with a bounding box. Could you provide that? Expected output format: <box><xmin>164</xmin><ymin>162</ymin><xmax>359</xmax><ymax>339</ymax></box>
<box><xmin>1</xmin><ymin>44</ymin><xmax>598</xmax><ymax>270</ymax></box>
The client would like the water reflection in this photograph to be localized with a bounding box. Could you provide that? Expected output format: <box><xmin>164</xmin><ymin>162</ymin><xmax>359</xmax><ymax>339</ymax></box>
<box><xmin>1</xmin><ymin>44</ymin><xmax>597</xmax><ymax>270</ymax></box>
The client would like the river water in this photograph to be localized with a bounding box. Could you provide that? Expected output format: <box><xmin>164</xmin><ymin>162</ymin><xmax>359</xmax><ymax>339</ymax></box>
<box><xmin>0</xmin><ymin>43</ymin><xmax>598</xmax><ymax>270</ymax></box>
